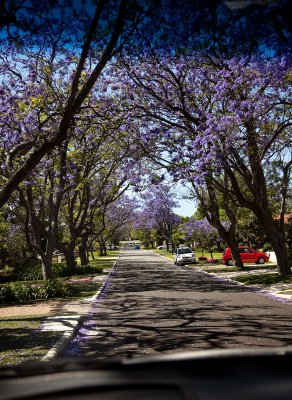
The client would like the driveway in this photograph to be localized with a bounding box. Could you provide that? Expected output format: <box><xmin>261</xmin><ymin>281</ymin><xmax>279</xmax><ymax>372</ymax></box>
<box><xmin>66</xmin><ymin>249</ymin><xmax>292</xmax><ymax>359</ymax></box>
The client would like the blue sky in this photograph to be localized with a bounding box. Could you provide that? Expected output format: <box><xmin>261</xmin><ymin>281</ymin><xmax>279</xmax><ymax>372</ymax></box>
<box><xmin>174</xmin><ymin>198</ymin><xmax>196</xmax><ymax>217</ymax></box>
<box><xmin>172</xmin><ymin>183</ymin><xmax>196</xmax><ymax>217</ymax></box>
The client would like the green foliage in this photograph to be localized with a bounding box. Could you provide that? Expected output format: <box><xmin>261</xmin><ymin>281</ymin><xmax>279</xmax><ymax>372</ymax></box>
<box><xmin>74</xmin><ymin>264</ymin><xmax>103</xmax><ymax>275</ymax></box>
<box><xmin>263</xmin><ymin>243</ymin><xmax>273</xmax><ymax>252</ymax></box>
<box><xmin>3</xmin><ymin>261</ymin><xmax>104</xmax><ymax>283</ymax></box>
<box><xmin>0</xmin><ymin>266</ymin><xmax>15</xmax><ymax>283</ymax></box>
<box><xmin>41</xmin><ymin>279</ymin><xmax>78</xmax><ymax>298</ymax></box>
<box><xmin>236</xmin><ymin>209</ymin><xmax>268</xmax><ymax>248</ymax></box>
<box><xmin>13</xmin><ymin>265</ymin><xmax>43</xmax><ymax>281</ymax></box>
<box><xmin>0</xmin><ymin>279</ymin><xmax>78</xmax><ymax>304</ymax></box>
<box><xmin>52</xmin><ymin>262</ymin><xmax>103</xmax><ymax>277</ymax></box>
<box><xmin>0</xmin><ymin>282</ymin><xmax>36</xmax><ymax>303</ymax></box>
<box><xmin>52</xmin><ymin>262</ymin><xmax>72</xmax><ymax>277</ymax></box>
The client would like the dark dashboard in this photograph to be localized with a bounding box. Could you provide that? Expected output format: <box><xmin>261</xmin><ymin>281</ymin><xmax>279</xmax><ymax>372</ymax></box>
<box><xmin>1</xmin><ymin>348</ymin><xmax>292</xmax><ymax>400</ymax></box>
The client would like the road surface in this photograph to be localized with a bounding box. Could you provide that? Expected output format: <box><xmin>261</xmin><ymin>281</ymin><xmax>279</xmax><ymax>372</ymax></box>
<box><xmin>66</xmin><ymin>249</ymin><xmax>292</xmax><ymax>359</ymax></box>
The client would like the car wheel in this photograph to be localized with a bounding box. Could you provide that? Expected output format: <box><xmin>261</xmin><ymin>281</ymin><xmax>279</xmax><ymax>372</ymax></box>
<box><xmin>257</xmin><ymin>257</ymin><xmax>265</xmax><ymax>264</ymax></box>
<box><xmin>174</xmin><ymin>261</ymin><xmax>177</xmax><ymax>265</ymax></box>
<box><xmin>226</xmin><ymin>259</ymin><xmax>233</xmax><ymax>266</ymax></box>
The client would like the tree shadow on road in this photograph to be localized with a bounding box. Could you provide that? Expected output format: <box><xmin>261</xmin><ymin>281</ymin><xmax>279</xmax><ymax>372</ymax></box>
<box><xmin>66</xmin><ymin>260</ymin><xmax>292</xmax><ymax>360</ymax></box>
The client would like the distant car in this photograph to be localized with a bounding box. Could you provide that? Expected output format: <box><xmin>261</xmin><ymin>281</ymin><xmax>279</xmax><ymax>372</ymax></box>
<box><xmin>107</xmin><ymin>244</ymin><xmax>118</xmax><ymax>250</ymax></box>
<box><xmin>222</xmin><ymin>246</ymin><xmax>270</xmax><ymax>266</ymax></box>
<box><xmin>53</xmin><ymin>250</ymin><xmax>63</xmax><ymax>256</ymax></box>
<box><xmin>157</xmin><ymin>245</ymin><xmax>172</xmax><ymax>250</ymax></box>
<box><xmin>134</xmin><ymin>244</ymin><xmax>140</xmax><ymax>249</ymax></box>
<box><xmin>174</xmin><ymin>247</ymin><xmax>196</xmax><ymax>266</ymax></box>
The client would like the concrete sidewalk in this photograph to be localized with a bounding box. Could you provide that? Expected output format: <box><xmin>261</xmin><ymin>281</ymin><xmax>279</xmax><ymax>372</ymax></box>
<box><xmin>40</xmin><ymin>267</ymin><xmax>116</xmax><ymax>361</ymax></box>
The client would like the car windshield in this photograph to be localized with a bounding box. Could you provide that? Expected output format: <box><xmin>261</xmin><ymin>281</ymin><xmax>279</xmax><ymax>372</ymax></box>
<box><xmin>0</xmin><ymin>1</ymin><xmax>291</xmax><ymax>397</ymax></box>
<box><xmin>178</xmin><ymin>248</ymin><xmax>193</xmax><ymax>254</ymax></box>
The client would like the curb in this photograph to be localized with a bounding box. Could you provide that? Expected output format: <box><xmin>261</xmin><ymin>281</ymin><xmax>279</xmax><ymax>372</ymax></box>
<box><xmin>194</xmin><ymin>266</ymin><xmax>292</xmax><ymax>306</ymax></box>
<box><xmin>41</xmin><ymin>315</ymin><xmax>86</xmax><ymax>361</ymax></box>
<box><xmin>150</xmin><ymin>250</ymin><xmax>174</xmax><ymax>262</ymax></box>
<box><xmin>41</xmin><ymin>255</ymin><xmax>120</xmax><ymax>361</ymax></box>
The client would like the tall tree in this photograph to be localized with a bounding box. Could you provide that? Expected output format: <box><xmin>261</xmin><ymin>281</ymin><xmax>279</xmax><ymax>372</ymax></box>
<box><xmin>118</xmin><ymin>54</ymin><xmax>291</xmax><ymax>274</ymax></box>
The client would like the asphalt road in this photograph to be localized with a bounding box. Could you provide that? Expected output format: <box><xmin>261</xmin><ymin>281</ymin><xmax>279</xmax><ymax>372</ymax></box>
<box><xmin>66</xmin><ymin>249</ymin><xmax>292</xmax><ymax>359</ymax></box>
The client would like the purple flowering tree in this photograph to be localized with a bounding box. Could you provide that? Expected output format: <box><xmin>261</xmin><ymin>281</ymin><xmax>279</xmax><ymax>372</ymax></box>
<box><xmin>180</xmin><ymin>219</ymin><xmax>220</xmax><ymax>258</ymax></box>
<box><xmin>94</xmin><ymin>195</ymin><xmax>138</xmax><ymax>256</ymax></box>
<box><xmin>118</xmin><ymin>54</ymin><xmax>291</xmax><ymax>274</ymax></box>
<box><xmin>9</xmin><ymin>105</ymin><xmax>138</xmax><ymax>276</ymax></box>
<box><xmin>54</xmin><ymin>129</ymin><xmax>133</xmax><ymax>268</ymax></box>
<box><xmin>12</xmin><ymin>144</ymin><xmax>68</xmax><ymax>279</ymax></box>
<box><xmin>136</xmin><ymin>184</ymin><xmax>180</xmax><ymax>251</ymax></box>
<box><xmin>0</xmin><ymin>0</ymin><xmax>152</xmax><ymax>208</ymax></box>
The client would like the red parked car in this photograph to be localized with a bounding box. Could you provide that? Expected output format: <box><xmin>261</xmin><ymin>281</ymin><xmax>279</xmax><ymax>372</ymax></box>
<box><xmin>222</xmin><ymin>246</ymin><xmax>270</xmax><ymax>266</ymax></box>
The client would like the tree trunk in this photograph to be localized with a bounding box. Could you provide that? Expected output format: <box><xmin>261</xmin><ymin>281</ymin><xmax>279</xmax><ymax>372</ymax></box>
<box><xmin>41</xmin><ymin>256</ymin><xmax>53</xmax><ymax>280</ymax></box>
<box><xmin>63</xmin><ymin>242</ymin><xmax>77</xmax><ymax>270</ymax></box>
<box><xmin>98</xmin><ymin>241</ymin><xmax>107</xmax><ymax>256</ymax></box>
<box><xmin>79</xmin><ymin>236</ymin><xmax>89</xmax><ymax>265</ymax></box>
<box><xmin>214</xmin><ymin>223</ymin><xmax>244</xmax><ymax>270</ymax></box>
<box><xmin>257</xmin><ymin>211</ymin><xmax>291</xmax><ymax>275</ymax></box>
<box><xmin>229</xmin><ymin>242</ymin><xmax>243</xmax><ymax>269</ymax></box>
<box><xmin>166</xmin><ymin>239</ymin><xmax>170</xmax><ymax>252</ymax></box>
<box><xmin>90</xmin><ymin>244</ymin><xmax>96</xmax><ymax>260</ymax></box>
<box><xmin>195</xmin><ymin>177</ymin><xmax>244</xmax><ymax>270</ymax></box>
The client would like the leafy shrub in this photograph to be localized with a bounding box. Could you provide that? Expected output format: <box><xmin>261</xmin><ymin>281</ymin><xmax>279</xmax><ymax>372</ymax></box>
<box><xmin>263</xmin><ymin>243</ymin><xmax>273</xmax><ymax>252</ymax></box>
<box><xmin>13</xmin><ymin>265</ymin><xmax>43</xmax><ymax>281</ymax></box>
<box><xmin>42</xmin><ymin>279</ymin><xmax>78</xmax><ymax>298</ymax></box>
<box><xmin>52</xmin><ymin>262</ymin><xmax>72</xmax><ymax>277</ymax></box>
<box><xmin>0</xmin><ymin>284</ymin><xmax>15</xmax><ymax>303</ymax></box>
<box><xmin>52</xmin><ymin>263</ymin><xmax>103</xmax><ymax>277</ymax></box>
<box><xmin>0</xmin><ymin>266</ymin><xmax>17</xmax><ymax>283</ymax></box>
<box><xmin>0</xmin><ymin>282</ymin><xmax>34</xmax><ymax>302</ymax></box>
<box><xmin>0</xmin><ymin>265</ymin><xmax>14</xmax><ymax>276</ymax></box>
<box><xmin>74</xmin><ymin>264</ymin><xmax>103</xmax><ymax>275</ymax></box>
<box><xmin>0</xmin><ymin>279</ymin><xmax>78</xmax><ymax>304</ymax></box>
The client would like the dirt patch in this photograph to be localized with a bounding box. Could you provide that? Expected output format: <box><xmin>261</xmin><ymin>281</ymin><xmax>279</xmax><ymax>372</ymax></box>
<box><xmin>0</xmin><ymin>299</ymin><xmax>64</xmax><ymax>318</ymax></box>
<box><xmin>67</xmin><ymin>276</ymin><xmax>93</xmax><ymax>284</ymax></box>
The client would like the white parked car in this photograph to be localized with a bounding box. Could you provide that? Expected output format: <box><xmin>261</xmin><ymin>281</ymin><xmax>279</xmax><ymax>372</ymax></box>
<box><xmin>157</xmin><ymin>244</ymin><xmax>172</xmax><ymax>250</ymax></box>
<box><xmin>174</xmin><ymin>247</ymin><xmax>196</xmax><ymax>266</ymax></box>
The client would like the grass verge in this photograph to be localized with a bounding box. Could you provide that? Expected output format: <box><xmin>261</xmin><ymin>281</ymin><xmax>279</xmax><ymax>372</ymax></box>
<box><xmin>200</xmin><ymin>264</ymin><xmax>278</xmax><ymax>274</ymax></box>
<box><xmin>232</xmin><ymin>273</ymin><xmax>292</xmax><ymax>285</ymax></box>
<box><xmin>0</xmin><ymin>316</ymin><xmax>63</xmax><ymax>368</ymax></box>
<box><xmin>152</xmin><ymin>249</ymin><xmax>174</xmax><ymax>260</ymax></box>
<box><xmin>0</xmin><ymin>264</ymin><xmax>108</xmax><ymax>368</ymax></box>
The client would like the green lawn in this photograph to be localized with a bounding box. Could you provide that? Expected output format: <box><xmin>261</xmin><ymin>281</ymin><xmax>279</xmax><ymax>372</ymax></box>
<box><xmin>201</xmin><ymin>264</ymin><xmax>278</xmax><ymax>274</ymax></box>
<box><xmin>0</xmin><ymin>316</ymin><xmax>63</xmax><ymax>367</ymax></box>
<box><xmin>0</xmin><ymin>254</ymin><xmax>116</xmax><ymax>368</ymax></box>
<box><xmin>0</xmin><ymin>278</ymin><xmax>102</xmax><ymax>368</ymax></box>
<box><xmin>75</xmin><ymin>249</ymin><xmax>120</xmax><ymax>265</ymax></box>
<box><xmin>232</xmin><ymin>273</ymin><xmax>292</xmax><ymax>285</ymax></box>
<box><xmin>197</xmin><ymin>252</ymin><xmax>223</xmax><ymax>259</ymax></box>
